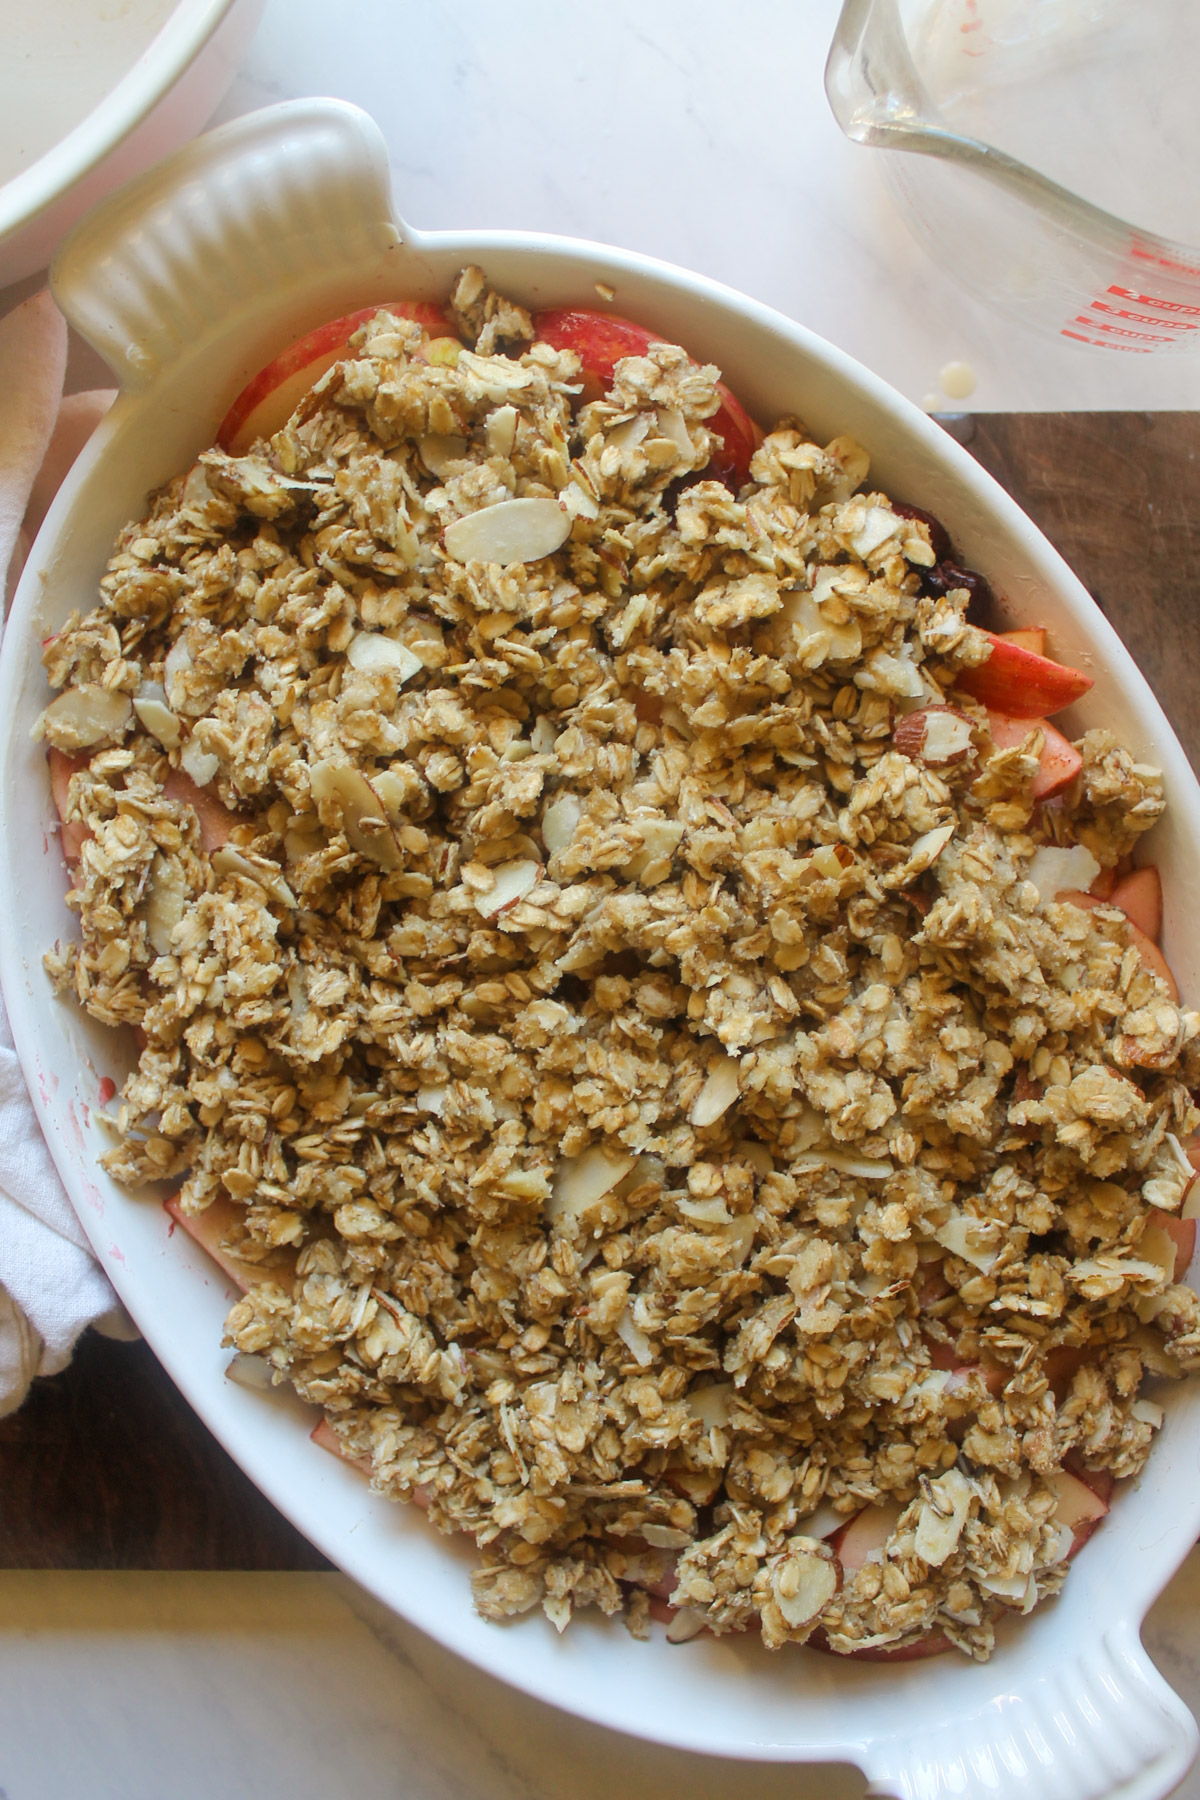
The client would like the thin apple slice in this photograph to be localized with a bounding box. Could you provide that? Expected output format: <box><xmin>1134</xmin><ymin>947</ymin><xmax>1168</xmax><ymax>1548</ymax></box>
<box><xmin>1109</xmin><ymin>866</ymin><xmax>1162</xmax><ymax>941</ymax></box>
<box><xmin>959</xmin><ymin>634</ymin><xmax>1093</xmax><ymax>717</ymax></box>
<box><xmin>48</xmin><ymin>746</ymin><xmax>92</xmax><ymax>862</ymax></box>
<box><xmin>532</xmin><ymin>307</ymin><xmax>761</xmax><ymax>489</ymax></box>
<box><xmin>986</xmin><ymin>709</ymin><xmax>1082</xmax><ymax>798</ymax></box>
<box><xmin>164</xmin><ymin>1191</ymin><xmax>279</xmax><ymax>1293</ymax></box>
<box><xmin>829</xmin><ymin>1500</ymin><xmax>904</xmax><ymax>1574</ymax></box>
<box><xmin>311</xmin><ymin>1418</ymin><xmax>431</xmax><ymax>1507</ymax></box>
<box><xmin>216</xmin><ymin>300</ymin><xmax>456</xmax><ymax>454</ymax></box>
<box><xmin>1056</xmin><ymin>891</ymin><xmax>1180</xmax><ymax>1001</ymax></box>
<box><xmin>807</xmin><ymin>1624</ymin><xmax>953</xmax><ymax>1662</ymax></box>
<box><xmin>162</xmin><ymin>768</ymin><xmax>242</xmax><ymax>854</ymax></box>
<box><xmin>1152</xmin><ymin>1209</ymin><xmax>1196</xmax><ymax>1281</ymax></box>
<box><xmin>1127</xmin><ymin>919</ymin><xmax>1179</xmax><ymax>1002</ymax></box>
<box><xmin>996</xmin><ymin>627</ymin><xmax>1047</xmax><ymax>655</ymax></box>
<box><xmin>1044</xmin><ymin>1466</ymin><xmax>1109</xmax><ymax>1555</ymax></box>
<box><xmin>311</xmin><ymin>1418</ymin><xmax>373</xmax><ymax>1475</ymax></box>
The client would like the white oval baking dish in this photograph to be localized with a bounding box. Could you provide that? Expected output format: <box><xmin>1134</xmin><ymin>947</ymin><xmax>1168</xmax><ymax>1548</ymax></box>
<box><xmin>0</xmin><ymin>0</ymin><xmax>264</xmax><ymax>285</ymax></box>
<box><xmin>2</xmin><ymin>97</ymin><xmax>1198</xmax><ymax>1800</ymax></box>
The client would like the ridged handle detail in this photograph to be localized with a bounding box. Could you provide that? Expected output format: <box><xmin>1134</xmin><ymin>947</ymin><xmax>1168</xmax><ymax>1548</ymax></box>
<box><xmin>51</xmin><ymin>99</ymin><xmax>400</xmax><ymax>391</ymax></box>
<box><xmin>860</xmin><ymin>1625</ymin><xmax>1196</xmax><ymax>1800</ymax></box>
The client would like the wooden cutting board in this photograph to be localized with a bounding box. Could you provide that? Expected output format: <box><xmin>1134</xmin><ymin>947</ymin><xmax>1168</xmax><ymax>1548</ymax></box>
<box><xmin>3</xmin><ymin>411</ymin><xmax>1198</xmax><ymax>1571</ymax></box>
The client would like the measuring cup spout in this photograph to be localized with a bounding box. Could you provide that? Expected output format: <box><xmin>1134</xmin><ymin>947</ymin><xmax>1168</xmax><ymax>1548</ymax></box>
<box><xmin>825</xmin><ymin>0</ymin><xmax>941</xmax><ymax>149</ymax></box>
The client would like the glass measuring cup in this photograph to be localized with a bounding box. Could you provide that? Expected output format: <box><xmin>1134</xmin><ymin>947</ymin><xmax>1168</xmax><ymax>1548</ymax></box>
<box><xmin>826</xmin><ymin>0</ymin><xmax>1200</xmax><ymax>353</ymax></box>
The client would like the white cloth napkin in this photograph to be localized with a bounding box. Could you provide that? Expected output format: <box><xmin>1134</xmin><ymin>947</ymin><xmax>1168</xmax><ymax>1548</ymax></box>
<box><xmin>0</xmin><ymin>290</ymin><xmax>132</xmax><ymax>1419</ymax></box>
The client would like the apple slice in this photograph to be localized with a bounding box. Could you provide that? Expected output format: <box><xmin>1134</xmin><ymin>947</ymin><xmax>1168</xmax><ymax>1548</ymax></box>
<box><xmin>216</xmin><ymin>300</ymin><xmax>456</xmax><ymax>454</ymax></box>
<box><xmin>164</xmin><ymin>1191</ymin><xmax>275</xmax><ymax>1293</ymax></box>
<box><xmin>986</xmin><ymin>709</ymin><xmax>1082</xmax><ymax>798</ymax></box>
<box><xmin>1126</xmin><ymin>919</ymin><xmax>1179</xmax><ymax>1002</ymax></box>
<box><xmin>1109</xmin><ymin>866</ymin><xmax>1163</xmax><ymax>941</ymax></box>
<box><xmin>807</xmin><ymin>1624</ymin><xmax>953</xmax><ymax>1662</ymax></box>
<box><xmin>829</xmin><ymin>1500</ymin><xmax>904</xmax><ymax>1574</ymax></box>
<box><xmin>311</xmin><ymin>1418</ymin><xmax>432</xmax><ymax>1507</ymax></box>
<box><xmin>532</xmin><ymin>307</ymin><xmax>761</xmax><ymax>489</ymax></box>
<box><xmin>162</xmin><ymin>768</ymin><xmax>242</xmax><ymax>854</ymax></box>
<box><xmin>48</xmin><ymin>746</ymin><xmax>91</xmax><ymax>862</ymax></box>
<box><xmin>995</xmin><ymin>627</ymin><xmax>1047</xmax><ymax>656</ymax></box>
<box><xmin>959</xmin><ymin>633</ymin><xmax>1093</xmax><ymax>717</ymax></box>
<box><xmin>1045</xmin><ymin>1466</ymin><xmax>1109</xmax><ymax>1555</ymax></box>
<box><xmin>1056</xmin><ymin>890</ymin><xmax>1180</xmax><ymax>1001</ymax></box>
<box><xmin>1152</xmin><ymin>1209</ymin><xmax>1197</xmax><ymax>1281</ymax></box>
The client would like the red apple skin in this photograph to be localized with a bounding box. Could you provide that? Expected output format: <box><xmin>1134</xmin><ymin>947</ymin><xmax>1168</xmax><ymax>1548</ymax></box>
<box><xmin>531</xmin><ymin>307</ymin><xmax>761</xmax><ymax>489</ymax></box>
<box><xmin>1056</xmin><ymin>890</ymin><xmax>1180</xmax><ymax>1001</ymax></box>
<box><xmin>216</xmin><ymin>300</ymin><xmax>456</xmax><ymax>455</ymax></box>
<box><xmin>164</xmin><ymin>1191</ymin><xmax>259</xmax><ymax>1292</ymax></box>
<box><xmin>1152</xmin><ymin>1209</ymin><xmax>1197</xmax><ymax>1281</ymax></box>
<box><xmin>1127</xmin><ymin>920</ymin><xmax>1180</xmax><ymax>1002</ymax></box>
<box><xmin>48</xmin><ymin>746</ymin><xmax>91</xmax><ymax>862</ymax></box>
<box><xmin>311</xmin><ymin>1418</ymin><xmax>374</xmax><ymax>1476</ymax></box>
<box><xmin>1109</xmin><ymin>866</ymin><xmax>1163</xmax><ymax>941</ymax></box>
<box><xmin>807</xmin><ymin>1625</ymin><xmax>953</xmax><ymax>1663</ymax></box>
<box><xmin>959</xmin><ymin>633</ymin><xmax>1093</xmax><ymax>717</ymax></box>
<box><xmin>986</xmin><ymin>709</ymin><xmax>1081</xmax><ymax>798</ymax></box>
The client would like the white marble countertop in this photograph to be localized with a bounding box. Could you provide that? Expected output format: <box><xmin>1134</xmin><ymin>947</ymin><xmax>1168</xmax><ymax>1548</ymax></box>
<box><xmin>4</xmin><ymin>4</ymin><xmax>1200</xmax><ymax>1798</ymax></box>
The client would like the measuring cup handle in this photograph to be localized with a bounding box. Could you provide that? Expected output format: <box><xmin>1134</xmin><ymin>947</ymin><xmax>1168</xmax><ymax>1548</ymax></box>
<box><xmin>51</xmin><ymin>99</ymin><xmax>401</xmax><ymax>392</ymax></box>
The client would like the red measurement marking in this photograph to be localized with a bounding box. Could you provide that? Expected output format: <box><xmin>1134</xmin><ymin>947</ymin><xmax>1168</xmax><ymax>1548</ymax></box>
<box><xmin>1091</xmin><ymin>300</ymin><xmax>1198</xmax><ymax>332</ymax></box>
<box><xmin>1061</xmin><ymin>329</ymin><xmax>1152</xmax><ymax>352</ymax></box>
<box><xmin>1130</xmin><ymin>243</ymin><xmax>1200</xmax><ymax>277</ymax></box>
<box><xmin>1108</xmin><ymin>284</ymin><xmax>1200</xmax><ymax>317</ymax></box>
<box><xmin>1073</xmin><ymin>314</ymin><xmax>1172</xmax><ymax>343</ymax></box>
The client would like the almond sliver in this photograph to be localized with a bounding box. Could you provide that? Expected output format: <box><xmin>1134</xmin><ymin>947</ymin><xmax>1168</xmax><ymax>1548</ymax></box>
<box><xmin>444</xmin><ymin>497</ymin><xmax>570</xmax><ymax>566</ymax></box>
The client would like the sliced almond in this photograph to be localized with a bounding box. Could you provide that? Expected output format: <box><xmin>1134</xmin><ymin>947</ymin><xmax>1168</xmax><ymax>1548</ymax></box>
<box><xmin>211</xmin><ymin>846</ymin><xmax>296</xmax><ymax>907</ymax></box>
<box><xmin>893</xmin><ymin>706</ymin><xmax>974</xmax><ymax>766</ymax></box>
<box><xmin>474</xmin><ymin>857</ymin><xmax>540</xmax><ymax>918</ymax></box>
<box><xmin>1025</xmin><ymin>843</ymin><xmax>1102</xmax><ymax>901</ymax></box>
<box><xmin>444</xmin><ymin>497</ymin><xmax>571</xmax><ymax>567</ymax></box>
<box><xmin>346</xmin><ymin>632</ymin><xmax>423</xmax><ymax>684</ymax></box>
<box><xmin>792</xmin><ymin>1147</ymin><xmax>894</xmax><ymax>1180</ymax></box>
<box><xmin>772</xmin><ymin>584</ymin><xmax>861</xmax><ymax>665</ymax></box>
<box><xmin>145</xmin><ymin>855</ymin><xmax>186</xmax><ymax>954</ymax></box>
<box><xmin>309</xmin><ymin>760</ymin><xmax>402</xmax><ymax>872</ymax></box>
<box><xmin>935</xmin><ymin>1209</ymin><xmax>1001</xmax><ymax>1274</ymax></box>
<box><xmin>162</xmin><ymin>638</ymin><xmax>193</xmax><ymax>708</ymax></box>
<box><xmin>179</xmin><ymin>738</ymin><xmax>219</xmax><ymax>786</ymax></box>
<box><xmin>133</xmin><ymin>684</ymin><xmax>181</xmax><ymax>750</ymax></box>
<box><xmin>687</xmin><ymin>1383</ymin><xmax>733</xmax><ymax>1430</ymax></box>
<box><xmin>665</xmin><ymin>1608</ymin><xmax>708</xmax><ymax>1643</ymax></box>
<box><xmin>419</xmin><ymin>433</ymin><xmax>469</xmax><ymax>479</ymax></box>
<box><xmin>548</xmin><ymin>1145</ymin><xmax>638</xmax><ymax>1225</ymax></box>
<box><xmin>691</xmin><ymin>1054</ymin><xmax>741</xmax><ymax>1128</ymax></box>
<box><xmin>485</xmin><ymin>406</ymin><xmax>519</xmax><ymax>457</ymax></box>
<box><xmin>541</xmin><ymin>792</ymin><xmax>582</xmax><ymax>857</ymax></box>
<box><xmin>39</xmin><ymin>686</ymin><xmax>131</xmax><ymax>751</ymax></box>
<box><xmin>913</xmin><ymin>1467</ymin><xmax>972</xmax><ymax>1566</ymax></box>
<box><xmin>771</xmin><ymin>1542</ymin><xmax>838</xmax><ymax>1629</ymax></box>
<box><xmin>616</xmin><ymin>1305</ymin><xmax>655</xmax><ymax>1367</ymax></box>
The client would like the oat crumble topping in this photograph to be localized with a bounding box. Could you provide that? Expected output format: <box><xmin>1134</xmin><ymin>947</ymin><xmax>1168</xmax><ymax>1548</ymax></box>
<box><xmin>40</xmin><ymin>271</ymin><xmax>1200</xmax><ymax>1661</ymax></box>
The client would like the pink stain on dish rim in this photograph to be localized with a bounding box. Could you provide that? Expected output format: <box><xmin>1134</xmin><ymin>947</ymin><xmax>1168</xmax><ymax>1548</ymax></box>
<box><xmin>80</xmin><ymin>1180</ymin><xmax>103</xmax><ymax>1215</ymax></box>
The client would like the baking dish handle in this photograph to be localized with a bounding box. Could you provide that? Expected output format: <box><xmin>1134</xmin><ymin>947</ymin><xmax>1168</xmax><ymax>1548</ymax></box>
<box><xmin>858</xmin><ymin>1623</ymin><xmax>1196</xmax><ymax>1800</ymax></box>
<box><xmin>50</xmin><ymin>98</ymin><xmax>402</xmax><ymax>393</ymax></box>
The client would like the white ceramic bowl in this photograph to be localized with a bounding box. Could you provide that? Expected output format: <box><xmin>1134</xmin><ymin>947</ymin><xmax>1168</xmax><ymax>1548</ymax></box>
<box><xmin>3</xmin><ymin>98</ymin><xmax>1199</xmax><ymax>1800</ymax></box>
<box><xmin>0</xmin><ymin>0</ymin><xmax>265</xmax><ymax>286</ymax></box>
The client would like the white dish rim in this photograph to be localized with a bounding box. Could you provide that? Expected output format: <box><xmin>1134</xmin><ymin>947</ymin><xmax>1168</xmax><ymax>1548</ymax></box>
<box><xmin>2</xmin><ymin>98</ymin><xmax>1198</xmax><ymax>1800</ymax></box>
